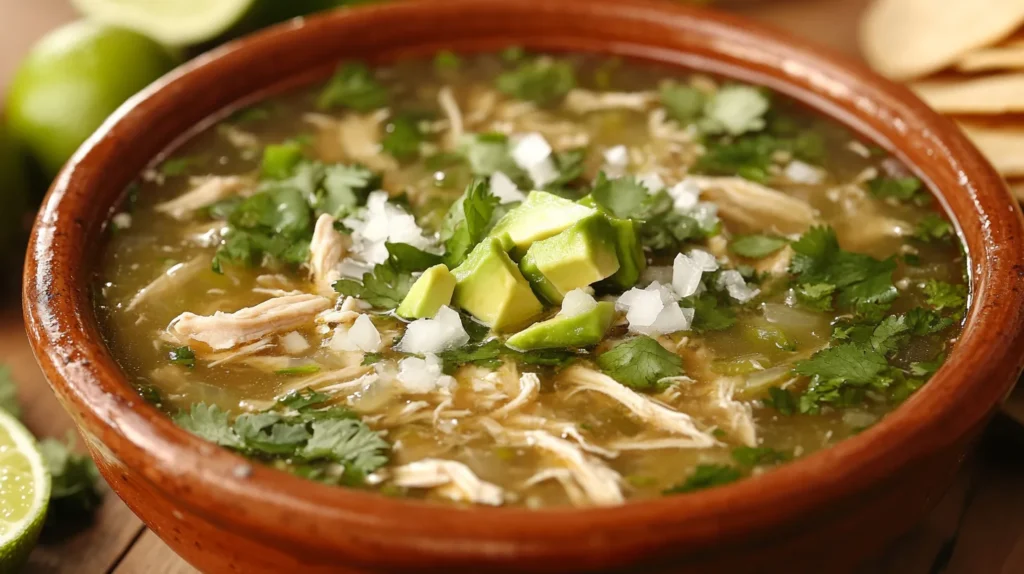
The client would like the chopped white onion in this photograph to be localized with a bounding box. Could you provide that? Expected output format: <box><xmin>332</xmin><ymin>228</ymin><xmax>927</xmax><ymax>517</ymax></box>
<box><xmin>330</xmin><ymin>314</ymin><xmax>383</xmax><ymax>353</ymax></box>
<box><xmin>511</xmin><ymin>133</ymin><xmax>559</xmax><ymax>188</ymax></box>
<box><xmin>490</xmin><ymin>171</ymin><xmax>526</xmax><ymax>204</ymax></box>
<box><xmin>558</xmin><ymin>289</ymin><xmax>598</xmax><ymax>318</ymax></box>
<box><xmin>396</xmin><ymin>306</ymin><xmax>470</xmax><ymax>355</ymax></box>
<box><xmin>784</xmin><ymin>160</ymin><xmax>825</xmax><ymax>185</ymax></box>
<box><xmin>688</xmin><ymin>249</ymin><xmax>719</xmax><ymax>272</ymax></box>
<box><xmin>602</xmin><ymin>145</ymin><xmax>629</xmax><ymax>177</ymax></box>
<box><xmin>397</xmin><ymin>354</ymin><xmax>456</xmax><ymax>394</ymax></box>
<box><xmin>637</xmin><ymin>172</ymin><xmax>666</xmax><ymax>194</ymax></box>
<box><xmin>279</xmin><ymin>331</ymin><xmax>310</xmax><ymax>354</ymax></box>
<box><xmin>342</xmin><ymin>191</ymin><xmax>437</xmax><ymax>265</ymax></box>
<box><xmin>616</xmin><ymin>281</ymin><xmax>693</xmax><ymax>335</ymax></box>
<box><xmin>666</xmin><ymin>179</ymin><xmax>700</xmax><ymax>212</ymax></box>
<box><xmin>671</xmin><ymin>253</ymin><xmax>703</xmax><ymax>298</ymax></box>
<box><xmin>717</xmin><ymin>270</ymin><xmax>760</xmax><ymax>303</ymax></box>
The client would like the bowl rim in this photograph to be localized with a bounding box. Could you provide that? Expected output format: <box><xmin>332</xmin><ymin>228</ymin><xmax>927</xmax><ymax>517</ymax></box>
<box><xmin>23</xmin><ymin>0</ymin><xmax>1024</xmax><ymax>564</ymax></box>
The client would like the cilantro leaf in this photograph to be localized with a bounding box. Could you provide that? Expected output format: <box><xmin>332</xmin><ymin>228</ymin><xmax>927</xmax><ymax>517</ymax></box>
<box><xmin>460</xmin><ymin>133</ymin><xmax>522</xmax><ymax>177</ymax></box>
<box><xmin>664</xmin><ymin>464</ymin><xmax>742</xmax><ymax>494</ymax></box>
<box><xmin>277</xmin><ymin>389</ymin><xmax>332</xmax><ymax>412</ymax></box>
<box><xmin>175</xmin><ymin>404</ymin><xmax>242</xmax><ymax>448</ymax></box>
<box><xmin>700</xmin><ymin>85</ymin><xmax>770</xmax><ymax>136</ymax></box>
<box><xmin>590</xmin><ymin>172</ymin><xmax>649</xmax><ymax>219</ymax></box>
<box><xmin>438</xmin><ymin>339</ymin><xmax>504</xmax><ymax>373</ymax></box>
<box><xmin>434</xmin><ymin>50</ymin><xmax>461</xmax><ymax>72</ymax></box>
<box><xmin>301</xmin><ymin>418</ymin><xmax>390</xmax><ymax>478</ymax></box>
<box><xmin>382</xmin><ymin>114</ymin><xmax>423</xmax><ymax>161</ymax></box>
<box><xmin>212</xmin><ymin>187</ymin><xmax>314</xmax><ymax>273</ymax></box>
<box><xmin>496</xmin><ymin>57</ymin><xmax>575</xmax><ymax>105</ymax></box>
<box><xmin>789</xmin><ymin>226</ymin><xmax>897</xmax><ymax>316</ymax></box>
<box><xmin>261</xmin><ymin>141</ymin><xmax>305</xmax><ymax>179</ymax></box>
<box><xmin>904</xmin><ymin>307</ymin><xmax>954</xmax><ymax>335</ymax></box>
<box><xmin>914</xmin><ymin>213</ymin><xmax>954</xmax><ymax>242</ymax></box>
<box><xmin>385</xmin><ymin>242</ymin><xmax>443</xmax><ymax>273</ymax></box>
<box><xmin>597</xmin><ymin>336</ymin><xmax>684</xmax><ymax>391</ymax></box>
<box><xmin>794</xmin><ymin>343</ymin><xmax>888</xmax><ymax>385</ymax></box>
<box><xmin>234</xmin><ymin>412</ymin><xmax>311</xmax><ymax>455</ymax></box>
<box><xmin>910</xmin><ymin>354</ymin><xmax>946</xmax><ymax>376</ymax></box>
<box><xmin>731</xmin><ymin>446</ymin><xmax>790</xmax><ymax>467</ymax></box>
<box><xmin>0</xmin><ymin>365</ymin><xmax>20</xmax><ymax>418</ymax></box>
<box><xmin>794</xmin><ymin>282</ymin><xmax>835</xmax><ymax>311</ymax></box>
<box><xmin>923</xmin><ymin>280</ymin><xmax>966</xmax><ymax>312</ymax></box>
<box><xmin>441</xmin><ymin>179</ymin><xmax>499</xmax><ymax>267</ymax></box>
<box><xmin>318</xmin><ymin>62</ymin><xmax>388</xmax><ymax>112</ymax></box>
<box><xmin>660</xmin><ymin>81</ymin><xmax>706</xmax><ymax>124</ymax></box>
<box><xmin>693</xmin><ymin>130</ymin><xmax>820</xmax><ymax>183</ymax></box>
<box><xmin>869</xmin><ymin>315</ymin><xmax>911</xmax><ymax>356</ymax></box>
<box><xmin>168</xmin><ymin>346</ymin><xmax>196</xmax><ymax>368</ymax></box>
<box><xmin>729</xmin><ymin>234</ymin><xmax>788</xmax><ymax>259</ymax></box>
<box><xmin>681</xmin><ymin>292</ymin><xmax>737</xmax><ymax>333</ymax></box>
<box><xmin>868</xmin><ymin>176</ymin><xmax>930</xmax><ymax>205</ymax></box>
<box><xmin>543</xmin><ymin>148</ymin><xmax>587</xmax><ymax>194</ymax></box>
<box><xmin>316</xmin><ymin>164</ymin><xmax>379</xmax><ymax>218</ymax></box>
<box><xmin>763</xmin><ymin>386</ymin><xmax>797</xmax><ymax>415</ymax></box>
<box><xmin>333</xmin><ymin>261</ymin><xmax>417</xmax><ymax>309</ymax></box>
<box><xmin>39</xmin><ymin>436</ymin><xmax>103</xmax><ymax>520</ymax></box>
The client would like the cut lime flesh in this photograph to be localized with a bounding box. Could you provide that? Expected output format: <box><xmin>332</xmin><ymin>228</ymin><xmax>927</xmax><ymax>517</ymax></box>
<box><xmin>0</xmin><ymin>410</ymin><xmax>50</xmax><ymax>572</ymax></box>
<box><xmin>71</xmin><ymin>0</ymin><xmax>257</xmax><ymax>46</ymax></box>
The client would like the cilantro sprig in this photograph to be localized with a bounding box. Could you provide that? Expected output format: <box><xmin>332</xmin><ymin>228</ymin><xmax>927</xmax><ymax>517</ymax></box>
<box><xmin>596</xmin><ymin>336</ymin><xmax>684</xmax><ymax>391</ymax></box>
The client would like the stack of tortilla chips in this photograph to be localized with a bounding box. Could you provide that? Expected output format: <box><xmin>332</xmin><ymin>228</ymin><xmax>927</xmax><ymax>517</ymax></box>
<box><xmin>860</xmin><ymin>0</ymin><xmax>1024</xmax><ymax>199</ymax></box>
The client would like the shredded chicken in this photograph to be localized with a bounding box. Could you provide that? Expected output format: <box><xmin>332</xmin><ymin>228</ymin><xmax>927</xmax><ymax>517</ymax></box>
<box><xmin>491</xmin><ymin>372</ymin><xmax>540</xmax><ymax>418</ymax></box>
<box><xmin>168</xmin><ymin>294</ymin><xmax>331</xmax><ymax>350</ymax></box>
<box><xmin>304</xmin><ymin>111</ymin><xmax>398</xmax><ymax>173</ymax></box>
<box><xmin>391</xmin><ymin>459</ymin><xmax>504</xmax><ymax>506</ymax></box>
<box><xmin>308</xmin><ymin>214</ymin><xmax>348</xmax><ymax>296</ymax></box>
<box><xmin>709</xmin><ymin>377</ymin><xmax>758</xmax><ymax>447</ymax></box>
<box><xmin>206</xmin><ymin>338</ymin><xmax>275</xmax><ymax>367</ymax></box>
<box><xmin>154</xmin><ymin>176</ymin><xmax>251</xmax><ymax>220</ymax></box>
<box><xmin>754</xmin><ymin>245</ymin><xmax>794</xmax><ymax>277</ymax></box>
<box><xmin>522</xmin><ymin>468</ymin><xmax>588</xmax><ymax>507</ymax></box>
<box><xmin>564</xmin><ymin>89</ymin><xmax>656</xmax><ymax>114</ymax></box>
<box><xmin>437</xmin><ymin>86</ymin><xmax>464</xmax><ymax>147</ymax></box>
<box><xmin>126</xmin><ymin>256</ymin><xmax>207</xmax><ymax>312</ymax></box>
<box><xmin>689</xmin><ymin>176</ymin><xmax>818</xmax><ymax>235</ymax></box>
<box><xmin>561</xmin><ymin>366</ymin><xmax>718</xmax><ymax>447</ymax></box>
<box><xmin>513</xmin><ymin>430</ymin><xmax>623</xmax><ymax>506</ymax></box>
<box><xmin>648</xmin><ymin>108</ymin><xmax>694</xmax><ymax>143</ymax></box>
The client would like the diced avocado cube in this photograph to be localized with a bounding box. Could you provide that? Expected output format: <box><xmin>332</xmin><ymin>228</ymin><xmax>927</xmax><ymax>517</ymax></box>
<box><xmin>489</xmin><ymin>190</ymin><xmax>595</xmax><ymax>258</ymax></box>
<box><xmin>506</xmin><ymin>301</ymin><xmax>616</xmax><ymax>350</ymax></box>
<box><xmin>605</xmin><ymin>217</ymin><xmax>646</xmax><ymax>289</ymax></box>
<box><xmin>452</xmin><ymin>238</ymin><xmax>544</xmax><ymax>332</ymax></box>
<box><xmin>518</xmin><ymin>214</ymin><xmax>620</xmax><ymax>304</ymax></box>
<box><xmin>396</xmin><ymin>264</ymin><xmax>456</xmax><ymax>320</ymax></box>
<box><xmin>577</xmin><ymin>194</ymin><xmax>646</xmax><ymax>290</ymax></box>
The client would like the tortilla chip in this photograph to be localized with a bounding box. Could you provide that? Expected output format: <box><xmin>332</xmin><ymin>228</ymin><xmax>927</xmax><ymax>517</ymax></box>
<box><xmin>860</xmin><ymin>0</ymin><xmax>1024</xmax><ymax>80</ymax></box>
<box><xmin>957</xmin><ymin>45</ymin><xmax>1024</xmax><ymax>73</ymax></box>
<box><xmin>912</xmin><ymin>74</ymin><xmax>1024</xmax><ymax>114</ymax></box>
<box><xmin>959</xmin><ymin>122</ymin><xmax>1024</xmax><ymax>177</ymax></box>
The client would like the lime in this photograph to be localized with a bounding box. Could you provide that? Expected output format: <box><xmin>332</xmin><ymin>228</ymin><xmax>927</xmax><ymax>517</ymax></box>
<box><xmin>0</xmin><ymin>124</ymin><xmax>30</xmax><ymax>259</ymax></box>
<box><xmin>5</xmin><ymin>21</ymin><xmax>177</xmax><ymax>179</ymax></box>
<box><xmin>0</xmin><ymin>410</ymin><xmax>50</xmax><ymax>573</ymax></box>
<box><xmin>72</xmin><ymin>0</ymin><xmax>344</xmax><ymax>47</ymax></box>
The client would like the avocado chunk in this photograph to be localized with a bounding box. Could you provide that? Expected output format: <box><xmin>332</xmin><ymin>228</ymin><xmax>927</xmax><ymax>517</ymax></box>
<box><xmin>489</xmin><ymin>190</ymin><xmax>595</xmax><ymax>258</ymax></box>
<box><xmin>451</xmin><ymin>238</ymin><xmax>544</xmax><ymax>332</ymax></box>
<box><xmin>518</xmin><ymin>214</ymin><xmax>620</xmax><ymax>304</ymax></box>
<box><xmin>506</xmin><ymin>299</ymin><xmax>616</xmax><ymax>351</ymax></box>
<box><xmin>577</xmin><ymin>194</ymin><xmax>646</xmax><ymax>289</ymax></box>
<box><xmin>396</xmin><ymin>264</ymin><xmax>457</xmax><ymax>320</ymax></box>
<box><xmin>605</xmin><ymin>217</ymin><xmax>646</xmax><ymax>289</ymax></box>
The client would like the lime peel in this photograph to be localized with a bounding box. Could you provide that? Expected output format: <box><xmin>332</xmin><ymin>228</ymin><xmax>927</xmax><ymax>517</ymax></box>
<box><xmin>0</xmin><ymin>410</ymin><xmax>50</xmax><ymax>572</ymax></box>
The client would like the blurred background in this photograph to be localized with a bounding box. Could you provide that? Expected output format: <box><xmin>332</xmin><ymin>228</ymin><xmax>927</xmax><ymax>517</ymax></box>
<box><xmin>1</xmin><ymin>1</ymin><xmax>1022</xmax><ymax>573</ymax></box>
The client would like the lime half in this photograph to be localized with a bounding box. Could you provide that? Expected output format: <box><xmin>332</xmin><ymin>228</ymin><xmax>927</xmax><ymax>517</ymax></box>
<box><xmin>71</xmin><ymin>0</ymin><xmax>257</xmax><ymax>46</ymax></box>
<box><xmin>0</xmin><ymin>411</ymin><xmax>50</xmax><ymax>573</ymax></box>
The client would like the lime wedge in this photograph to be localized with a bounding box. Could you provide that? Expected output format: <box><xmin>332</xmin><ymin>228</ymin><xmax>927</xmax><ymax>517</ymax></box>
<box><xmin>0</xmin><ymin>410</ymin><xmax>50</xmax><ymax>573</ymax></box>
<box><xmin>70</xmin><ymin>0</ymin><xmax>258</xmax><ymax>46</ymax></box>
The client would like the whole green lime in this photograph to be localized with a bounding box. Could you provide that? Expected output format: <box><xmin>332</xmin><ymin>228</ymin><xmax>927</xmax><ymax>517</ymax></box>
<box><xmin>0</xmin><ymin>123</ymin><xmax>30</xmax><ymax>259</ymax></box>
<box><xmin>5</xmin><ymin>21</ymin><xmax>177</xmax><ymax>179</ymax></box>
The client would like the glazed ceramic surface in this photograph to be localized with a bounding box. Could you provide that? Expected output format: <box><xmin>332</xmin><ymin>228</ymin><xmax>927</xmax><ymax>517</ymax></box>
<box><xmin>23</xmin><ymin>1</ymin><xmax>1024</xmax><ymax>572</ymax></box>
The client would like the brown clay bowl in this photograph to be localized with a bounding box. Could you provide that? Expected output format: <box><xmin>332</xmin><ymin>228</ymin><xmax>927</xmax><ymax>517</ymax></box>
<box><xmin>23</xmin><ymin>0</ymin><xmax>1024</xmax><ymax>572</ymax></box>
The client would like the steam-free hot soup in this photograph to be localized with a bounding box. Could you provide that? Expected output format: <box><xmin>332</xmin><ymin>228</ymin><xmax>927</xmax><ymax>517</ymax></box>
<box><xmin>96</xmin><ymin>51</ymin><xmax>967</xmax><ymax>507</ymax></box>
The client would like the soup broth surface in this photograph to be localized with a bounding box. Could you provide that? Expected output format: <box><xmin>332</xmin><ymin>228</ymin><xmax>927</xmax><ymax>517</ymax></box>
<box><xmin>96</xmin><ymin>51</ymin><xmax>967</xmax><ymax>507</ymax></box>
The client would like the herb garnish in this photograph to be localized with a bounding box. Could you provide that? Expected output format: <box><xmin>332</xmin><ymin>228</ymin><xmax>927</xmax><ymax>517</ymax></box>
<box><xmin>597</xmin><ymin>336</ymin><xmax>684</xmax><ymax>391</ymax></box>
<box><xmin>441</xmin><ymin>179</ymin><xmax>499</xmax><ymax>268</ymax></box>
<box><xmin>318</xmin><ymin>62</ymin><xmax>389</xmax><ymax>112</ymax></box>
<box><xmin>497</xmin><ymin>57</ymin><xmax>575</xmax><ymax>105</ymax></box>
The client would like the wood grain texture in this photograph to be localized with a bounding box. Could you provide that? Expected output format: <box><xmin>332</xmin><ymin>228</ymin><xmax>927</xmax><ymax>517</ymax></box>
<box><xmin>113</xmin><ymin>530</ymin><xmax>198</xmax><ymax>574</ymax></box>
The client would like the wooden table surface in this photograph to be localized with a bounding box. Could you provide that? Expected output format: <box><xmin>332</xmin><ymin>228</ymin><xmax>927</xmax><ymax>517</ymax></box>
<box><xmin>4</xmin><ymin>1</ymin><xmax>1024</xmax><ymax>573</ymax></box>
